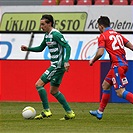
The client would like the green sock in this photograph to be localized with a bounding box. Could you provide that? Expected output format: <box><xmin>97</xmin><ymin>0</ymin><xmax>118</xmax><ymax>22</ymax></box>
<box><xmin>53</xmin><ymin>91</ymin><xmax>71</xmax><ymax>112</ymax></box>
<box><xmin>36</xmin><ymin>86</ymin><xmax>49</xmax><ymax>110</ymax></box>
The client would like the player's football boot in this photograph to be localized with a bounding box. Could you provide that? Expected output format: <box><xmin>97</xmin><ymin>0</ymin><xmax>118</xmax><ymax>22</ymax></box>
<box><xmin>34</xmin><ymin>110</ymin><xmax>52</xmax><ymax>120</ymax></box>
<box><xmin>60</xmin><ymin>110</ymin><xmax>75</xmax><ymax>120</ymax></box>
<box><xmin>89</xmin><ymin>110</ymin><xmax>103</xmax><ymax>120</ymax></box>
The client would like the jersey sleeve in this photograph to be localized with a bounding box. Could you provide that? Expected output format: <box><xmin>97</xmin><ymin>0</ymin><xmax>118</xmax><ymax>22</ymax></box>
<box><xmin>120</xmin><ymin>34</ymin><xmax>129</xmax><ymax>45</ymax></box>
<box><xmin>98</xmin><ymin>34</ymin><xmax>106</xmax><ymax>48</ymax></box>
<box><xmin>53</xmin><ymin>32</ymin><xmax>71</xmax><ymax>62</ymax></box>
<box><xmin>28</xmin><ymin>38</ymin><xmax>47</xmax><ymax>52</ymax></box>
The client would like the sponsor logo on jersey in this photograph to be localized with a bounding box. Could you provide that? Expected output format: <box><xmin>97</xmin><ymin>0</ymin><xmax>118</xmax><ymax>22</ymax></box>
<box><xmin>122</xmin><ymin>77</ymin><xmax>128</xmax><ymax>85</ymax></box>
<box><xmin>49</xmin><ymin>48</ymin><xmax>58</xmax><ymax>53</ymax></box>
<box><xmin>44</xmin><ymin>70</ymin><xmax>49</xmax><ymax>75</ymax></box>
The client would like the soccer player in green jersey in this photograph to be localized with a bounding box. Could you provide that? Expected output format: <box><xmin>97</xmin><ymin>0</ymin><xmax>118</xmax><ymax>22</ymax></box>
<box><xmin>21</xmin><ymin>14</ymin><xmax>75</xmax><ymax>120</ymax></box>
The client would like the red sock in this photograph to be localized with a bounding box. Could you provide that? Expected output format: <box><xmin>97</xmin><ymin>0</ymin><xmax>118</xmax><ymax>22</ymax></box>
<box><xmin>122</xmin><ymin>91</ymin><xmax>133</xmax><ymax>104</ymax></box>
<box><xmin>98</xmin><ymin>90</ymin><xmax>110</xmax><ymax>112</ymax></box>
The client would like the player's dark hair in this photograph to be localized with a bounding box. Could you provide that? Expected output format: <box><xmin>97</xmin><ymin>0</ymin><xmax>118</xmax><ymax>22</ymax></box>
<box><xmin>97</xmin><ymin>16</ymin><xmax>110</xmax><ymax>27</ymax></box>
<box><xmin>41</xmin><ymin>14</ymin><xmax>54</xmax><ymax>27</ymax></box>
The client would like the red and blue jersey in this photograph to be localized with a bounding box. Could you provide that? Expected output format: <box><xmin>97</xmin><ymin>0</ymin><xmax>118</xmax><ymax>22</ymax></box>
<box><xmin>98</xmin><ymin>27</ymin><xmax>129</xmax><ymax>67</ymax></box>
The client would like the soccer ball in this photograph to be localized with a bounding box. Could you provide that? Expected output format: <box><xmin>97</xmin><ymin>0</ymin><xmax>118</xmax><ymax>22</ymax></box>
<box><xmin>22</xmin><ymin>106</ymin><xmax>36</xmax><ymax>119</ymax></box>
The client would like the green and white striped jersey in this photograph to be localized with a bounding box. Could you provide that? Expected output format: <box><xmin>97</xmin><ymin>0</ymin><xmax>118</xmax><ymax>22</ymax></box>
<box><xmin>28</xmin><ymin>29</ymin><xmax>71</xmax><ymax>68</ymax></box>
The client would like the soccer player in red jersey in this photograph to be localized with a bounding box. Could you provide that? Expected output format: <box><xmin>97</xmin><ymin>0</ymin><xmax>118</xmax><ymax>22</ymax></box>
<box><xmin>89</xmin><ymin>16</ymin><xmax>133</xmax><ymax>120</ymax></box>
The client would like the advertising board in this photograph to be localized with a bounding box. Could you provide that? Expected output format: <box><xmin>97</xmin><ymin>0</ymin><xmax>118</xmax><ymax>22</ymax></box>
<box><xmin>0</xmin><ymin>6</ymin><xmax>133</xmax><ymax>32</ymax></box>
<box><xmin>1</xmin><ymin>33</ymin><xmax>133</xmax><ymax>60</ymax></box>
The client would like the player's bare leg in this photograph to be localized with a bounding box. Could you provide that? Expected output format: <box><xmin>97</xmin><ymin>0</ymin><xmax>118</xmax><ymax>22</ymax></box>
<box><xmin>90</xmin><ymin>81</ymin><xmax>133</xmax><ymax>120</ymax></box>
<box><xmin>116</xmin><ymin>88</ymin><xmax>133</xmax><ymax>103</ymax></box>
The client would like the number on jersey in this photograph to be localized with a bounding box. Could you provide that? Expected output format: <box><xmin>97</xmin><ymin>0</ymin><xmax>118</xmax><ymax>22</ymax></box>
<box><xmin>109</xmin><ymin>35</ymin><xmax>124</xmax><ymax>50</ymax></box>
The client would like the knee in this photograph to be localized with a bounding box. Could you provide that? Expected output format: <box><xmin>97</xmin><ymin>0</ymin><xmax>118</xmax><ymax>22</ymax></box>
<box><xmin>35</xmin><ymin>82</ymin><xmax>38</xmax><ymax>87</ymax></box>
<box><xmin>35</xmin><ymin>82</ymin><xmax>41</xmax><ymax>89</ymax></box>
<box><xmin>35</xmin><ymin>82</ymin><xmax>44</xmax><ymax>91</ymax></box>
<box><xmin>50</xmin><ymin>90</ymin><xmax>56</xmax><ymax>95</ymax></box>
<box><xmin>116</xmin><ymin>88</ymin><xmax>125</xmax><ymax>98</ymax></box>
<box><xmin>35</xmin><ymin>79</ymin><xmax>45</xmax><ymax>88</ymax></box>
<box><xmin>116</xmin><ymin>91</ymin><xmax>123</xmax><ymax>97</ymax></box>
<box><xmin>102</xmin><ymin>83</ymin><xmax>106</xmax><ymax>90</ymax></box>
<box><xmin>116</xmin><ymin>91</ymin><xmax>122</xmax><ymax>97</ymax></box>
<box><xmin>50</xmin><ymin>87</ymin><xmax>59</xmax><ymax>95</ymax></box>
<box><xmin>35</xmin><ymin>82</ymin><xmax>41</xmax><ymax>87</ymax></box>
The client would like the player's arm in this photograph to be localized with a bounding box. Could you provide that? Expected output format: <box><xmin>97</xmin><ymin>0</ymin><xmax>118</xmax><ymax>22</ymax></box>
<box><xmin>21</xmin><ymin>39</ymin><xmax>46</xmax><ymax>52</ymax></box>
<box><xmin>89</xmin><ymin>47</ymin><xmax>104</xmax><ymax>66</ymax></box>
<box><xmin>90</xmin><ymin>34</ymin><xmax>105</xmax><ymax>66</ymax></box>
<box><xmin>121</xmin><ymin>34</ymin><xmax>133</xmax><ymax>51</ymax></box>
<box><xmin>28</xmin><ymin>40</ymin><xmax>46</xmax><ymax>52</ymax></box>
<box><xmin>125</xmin><ymin>42</ymin><xmax>133</xmax><ymax>51</ymax></box>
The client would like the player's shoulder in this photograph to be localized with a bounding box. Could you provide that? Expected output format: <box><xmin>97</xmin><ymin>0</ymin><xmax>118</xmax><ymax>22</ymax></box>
<box><xmin>51</xmin><ymin>29</ymin><xmax>64</xmax><ymax>40</ymax></box>
<box><xmin>99</xmin><ymin>33</ymin><xmax>106</xmax><ymax>40</ymax></box>
<box><xmin>101</xmin><ymin>29</ymin><xmax>119</xmax><ymax>38</ymax></box>
<box><xmin>51</xmin><ymin>28</ymin><xmax>62</xmax><ymax>35</ymax></box>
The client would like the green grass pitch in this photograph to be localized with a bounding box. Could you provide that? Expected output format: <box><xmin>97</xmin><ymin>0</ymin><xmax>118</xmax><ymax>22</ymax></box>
<box><xmin>0</xmin><ymin>102</ymin><xmax>133</xmax><ymax>133</ymax></box>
